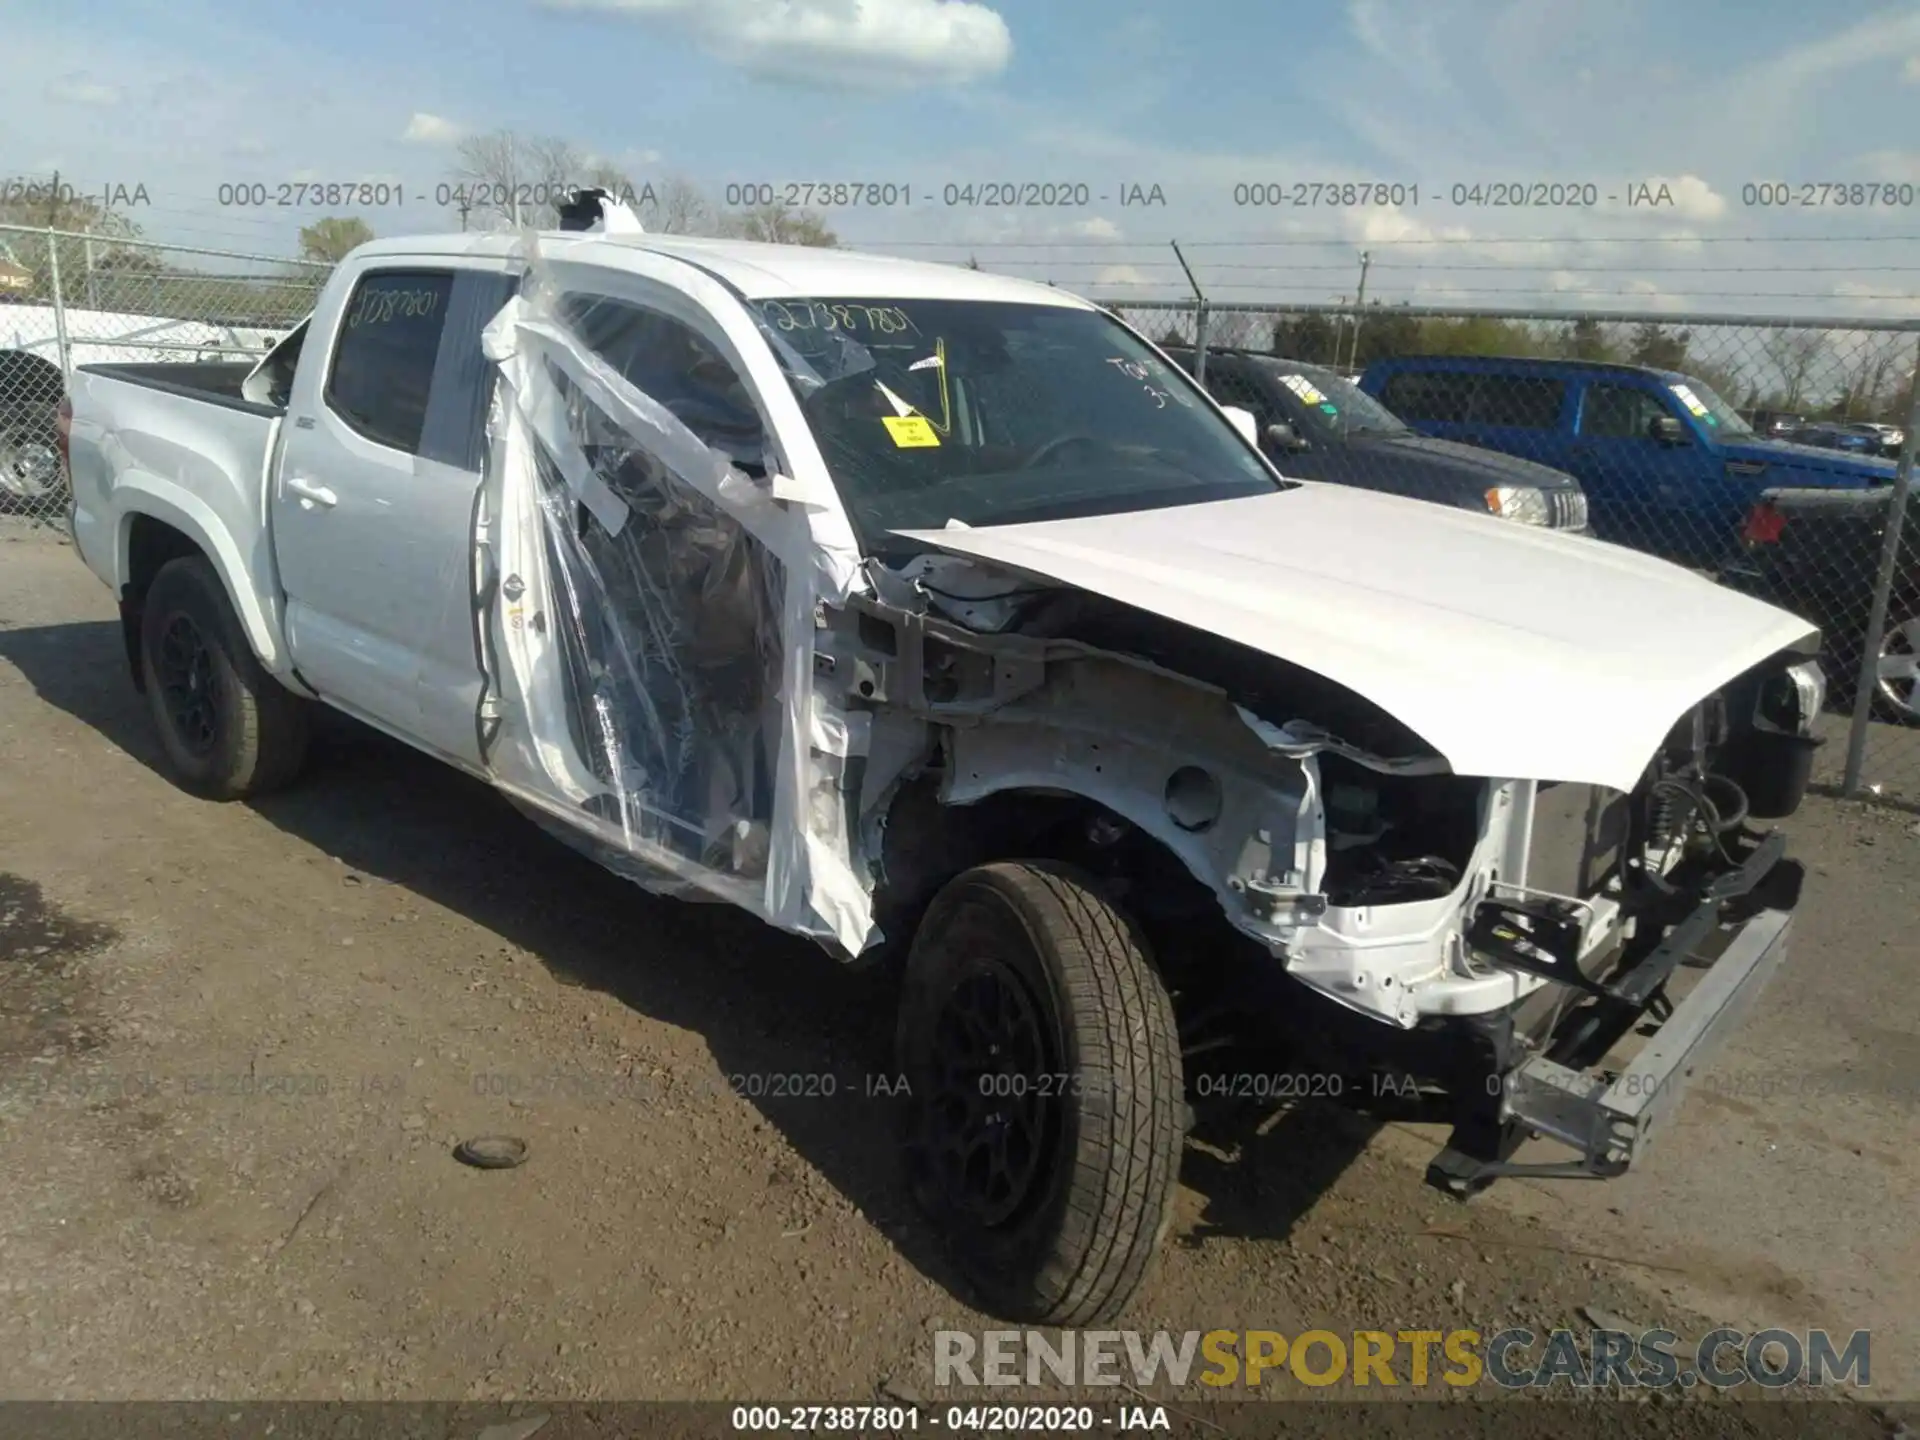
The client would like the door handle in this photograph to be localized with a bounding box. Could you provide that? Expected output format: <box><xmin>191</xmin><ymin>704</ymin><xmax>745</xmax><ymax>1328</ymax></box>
<box><xmin>286</xmin><ymin>476</ymin><xmax>338</xmax><ymax>508</ymax></box>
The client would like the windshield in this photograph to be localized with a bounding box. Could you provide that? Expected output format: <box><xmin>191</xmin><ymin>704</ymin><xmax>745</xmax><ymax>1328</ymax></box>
<box><xmin>1259</xmin><ymin>361</ymin><xmax>1409</xmax><ymax>439</ymax></box>
<box><xmin>749</xmin><ymin>297</ymin><xmax>1284</xmax><ymax>550</ymax></box>
<box><xmin>1667</xmin><ymin>376</ymin><xmax>1753</xmax><ymax>438</ymax></box>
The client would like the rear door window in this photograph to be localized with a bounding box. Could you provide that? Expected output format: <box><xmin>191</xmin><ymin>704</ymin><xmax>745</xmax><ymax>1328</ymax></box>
<box><xmin>1380</xmin><ymin>369</ymin><xmax>1477</xmax><ymax>423</ymax></box>
<box><xmin>324</xmin><ymin>268</ymin><xmax>516</xmax><ymax>468</ymax></box>
<box><xmin>325</xmin><ymin>271</ymin><xmax>454</xmax><ymax>454</ymax></box>
<box><xmin>1469</xmin><ymin>376</ymin><xmax>1566</xmax><ymax>429</ymax></box>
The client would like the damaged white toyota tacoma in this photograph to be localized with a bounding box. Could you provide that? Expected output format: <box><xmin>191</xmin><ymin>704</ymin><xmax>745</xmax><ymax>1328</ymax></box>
<box><xmin>60</xmin><ymin>195</ymin><xmax>1826</xmax><ymax>1326</ymax></box>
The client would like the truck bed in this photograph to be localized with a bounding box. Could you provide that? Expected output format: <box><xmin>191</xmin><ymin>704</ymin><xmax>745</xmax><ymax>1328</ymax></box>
<box><xmin>66</xmin><ymin>363</ymin><xmax>287</xmax><ymax>612</ymax></box>
<box><xmin>78</xmin><ymin>360</ymin><xmax>279</xmax><ymax>415</ymax></box>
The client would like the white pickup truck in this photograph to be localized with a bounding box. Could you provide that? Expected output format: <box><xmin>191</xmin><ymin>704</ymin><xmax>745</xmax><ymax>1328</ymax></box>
<box><xmin>61</xmin><ymin>206</ymin><xmax>1827</xmax><ymax>1326</ymax></box>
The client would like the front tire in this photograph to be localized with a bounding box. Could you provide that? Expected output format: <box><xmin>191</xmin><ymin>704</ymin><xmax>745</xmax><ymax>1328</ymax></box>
<box><xmin>139</xmin><ymin>556</ymin><xmax>310</xmax><ymax>799</ymax></box>
<box><xmin>897</xmin><ymin>860</ymin><xmax>1184</xmax><ymax>1326</ymax></box>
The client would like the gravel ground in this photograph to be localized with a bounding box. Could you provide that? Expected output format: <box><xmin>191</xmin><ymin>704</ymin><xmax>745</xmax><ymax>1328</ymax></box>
<box><xmin>0</xmin><ymin>524</ymin><xmax>1912</xmax><ymax>1435</ymax></box>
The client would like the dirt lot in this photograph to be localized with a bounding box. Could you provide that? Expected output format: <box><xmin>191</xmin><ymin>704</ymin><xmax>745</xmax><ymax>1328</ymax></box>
<box><xmin>0</xmin><ymin>523</ymin><xmax>1915</xmax><ymax>1432</ymax></box>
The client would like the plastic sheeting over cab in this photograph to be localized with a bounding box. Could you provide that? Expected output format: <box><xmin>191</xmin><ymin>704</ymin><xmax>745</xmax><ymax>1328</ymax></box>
<box><xmin>471</xmin><ymin>239</ymin><xmax>874</xmax><ymax>954</ymax></box>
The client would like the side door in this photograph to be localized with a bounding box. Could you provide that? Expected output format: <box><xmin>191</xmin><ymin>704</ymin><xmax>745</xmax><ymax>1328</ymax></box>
<box><xmin>1457</xmin><ymin>372</ymin><xmax>1571</xmax><ymax>469</ymax></box>
<box><xmin>488</xmin><ymin>279</ymin><xmax>788</xmax><ymax>876</ymax></box>
<box><xmin>1567</xmin><ymin>380</ymin><xmax>1705</xmax><ymax>557</ymax></box>
<box><xmin>272</xmin><ymin>261</ymin><xmax>517</xmax><ymax>763</ymax></box>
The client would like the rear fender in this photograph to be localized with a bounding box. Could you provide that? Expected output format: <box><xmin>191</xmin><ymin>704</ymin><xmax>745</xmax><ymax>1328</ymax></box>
<box><xmin>115</xmin><ymin>482</ymin><xmax>290</xmax><ymax>679</ymax></box>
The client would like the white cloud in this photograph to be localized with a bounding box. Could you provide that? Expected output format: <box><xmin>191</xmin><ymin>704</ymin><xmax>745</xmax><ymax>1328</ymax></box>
<box><xmin>402</xmin><ymin>111</ymin><xmax>463</xmax><ymax>144</ymax></box>
<box><xmin>1639</xmin><ymin>174</ymin><xmax>1726</xmax><ymax>222</ymax></box>
<box><xmin>1905</xmin><ymin>54</ymin><xmax>1920</xmax><ymax>82</ymax></box>
<box><xmin>1070</xmin><ymin>216</ymin><xmax>1122</xmax><ymax>241</ymax></box>
<box><xmin>1858</xmin><ymin>149</ymin><xmax>1920</xmax><ymax>182</ymax></box>
<box><xmin>1833</xmin><ymin>280</ymin><xmax>1920</xmax><ymax>319</ymax></box>
<box><xmin>536</xmin><ymin>0</ymin><xmax>1013</xmax><ymax>88</ymax></box>
<box><xmin>1092</xmin><ymin>263</ymin><xmax>1152</xmax><ymax>289</ymax></box>
<box><xmin>1742</xmin><ymin>9</ymin><xmax>1920</xmax><ymax>91</ymax></box>
<box><xmin>46</xmin><ymin>76</ymin><xmax>118</xmax><ymax>106</ymax></box>
<box><xmin>1345</xmin><ymin>206</ymin><xmax>1473</xmax><ymax>247</ymax></box>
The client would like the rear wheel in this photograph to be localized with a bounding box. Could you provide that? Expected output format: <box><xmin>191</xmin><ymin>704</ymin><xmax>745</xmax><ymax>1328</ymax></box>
<box><xmin>139</xmin><ymin>557</ymin><xmax>310</xmax><ymax>798</ymax></box>
<box><xmin>897</xmin><ymin>860</ymin><xmax>1184</xmax><ymax>1326</ymax></box>
<box><xmin>0</xmin><ymin>417</ymin><xmax>64</xmax><ymax>513</ymax></box>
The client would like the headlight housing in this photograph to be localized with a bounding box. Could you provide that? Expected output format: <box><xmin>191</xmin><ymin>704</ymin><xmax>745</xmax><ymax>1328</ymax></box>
<box><xmin>1484</xmin><ymin>484</ymin><xmax>1553</xmax><ymax>526</ymax></box>
<box><xmin>1754</xmin><ymin>658</ymin><xmax>1826</xmax><ymax>737</ymax></box>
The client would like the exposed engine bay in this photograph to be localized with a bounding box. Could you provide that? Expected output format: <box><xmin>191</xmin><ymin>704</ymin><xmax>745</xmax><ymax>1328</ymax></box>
<box><xmin>819</xmin><ymin>549</ymin><xmax>1822</xmax><ymax>1045</ymax></box>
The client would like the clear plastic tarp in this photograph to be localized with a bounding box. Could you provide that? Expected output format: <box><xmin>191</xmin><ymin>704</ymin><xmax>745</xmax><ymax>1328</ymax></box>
<box><xmin>474</xmin><ymin>237</ymin><xmax>874</xmax><ymax>953</ymax></box>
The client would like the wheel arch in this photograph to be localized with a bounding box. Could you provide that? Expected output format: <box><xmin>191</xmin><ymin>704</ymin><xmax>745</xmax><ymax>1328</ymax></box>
<box><xmin>117</xmin><ymin>502</ymin><xmax>286</xmax><ymax>690</ymax></box>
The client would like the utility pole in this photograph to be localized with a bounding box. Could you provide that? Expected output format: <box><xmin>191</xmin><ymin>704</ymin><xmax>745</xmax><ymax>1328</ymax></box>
<box><xmin>45</xmin><ymin>170</ymin><xmax>61</xmax><ymax>226</ymax></box>
<box><xmin>457</xmin><ymin>199</ymin><xmax>471</xmax><ymax>232</ymax></box>
<box><xmin>1346</xmin><ymin>250</ymin><xmax>1372</xmax><ymax>373</ymax></box>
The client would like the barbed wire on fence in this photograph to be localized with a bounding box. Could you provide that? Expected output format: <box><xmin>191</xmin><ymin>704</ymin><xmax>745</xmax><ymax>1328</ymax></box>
<box><xmin>1</xmin><ymin>223</ymin><xmax>1913</xmax><ymax>804</ymax></box>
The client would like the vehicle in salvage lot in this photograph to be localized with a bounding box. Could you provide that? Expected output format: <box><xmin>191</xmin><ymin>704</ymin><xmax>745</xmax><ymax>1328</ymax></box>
<box><xmin>1161</xmin><ymin>346</ymin><xmax>1590</xmax><ymax>531</ymax></box>
<box><xmin>1</xmin><ymin>301</ymin><xmax>284</xmax><ymax>510</ymax></box>
<box><xmin>1359</xmin><ymin>353</ymin><xmax>1896</xmax><ymax>565</ymax></box>
<box><xmin>58</xmin><ymin>201</ymin><xmax>1828</xmax><ymax>1325</ymax></box>
<box><xmin>1722</xmin><ymin>485</ymin><xmax>1920</xmax><ymax>723</ymax></box>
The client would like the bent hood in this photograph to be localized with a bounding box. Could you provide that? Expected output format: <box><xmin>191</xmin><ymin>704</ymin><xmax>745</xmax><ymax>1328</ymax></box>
<box><xmin>896</xmin><ymin>484</ymin><xmax>1818</xmax><ymax>793</ymax></box>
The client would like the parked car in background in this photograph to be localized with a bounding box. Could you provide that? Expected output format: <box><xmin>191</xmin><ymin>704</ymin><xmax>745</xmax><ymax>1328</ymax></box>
<box><xmin>1746</xmin><ymin>409</ymin><xmax>1806</xmax><ymax>439</ymax></box>
<box><xmin>1</xmin><ymin>303</ymin><xmax>286</xmax><ymax>511</ymax></box>
<box><xmin>1855</xmin><ymin>422</ymin><xmax>1908</xmax><ymax>457</ymax></box>
<box><xmin>1721</xmin><ymin>486</ymin><xmax>1920</xmax><ymax>722</ymax></box>
<box><xmin>1359</xmin><ymin>355</ymin><xmax>1896</xmax><ymax>564</ymax></box>
<box><xmin>1162</xmin><ymin>347</ymin><xmax>1589</xmax><ymax>531</ymax></box>
<box><xmin>1776</xmin><ymin>420</ymin><xmax>1884</xmax><ymax>457</ymax></box>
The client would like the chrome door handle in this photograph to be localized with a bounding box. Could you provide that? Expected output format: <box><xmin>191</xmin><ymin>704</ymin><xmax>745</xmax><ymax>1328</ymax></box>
<box><xmin>286</xmin><ymin>476</ymin><xmax>337</xmax><ymax>508</ymax></box>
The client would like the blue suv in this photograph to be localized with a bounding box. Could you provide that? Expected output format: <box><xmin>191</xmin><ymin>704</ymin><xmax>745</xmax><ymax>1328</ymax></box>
<box><xmin>1358</xmin><ymin>355</ymin><xmax>1897</xmax><ymax>562</ymax></box>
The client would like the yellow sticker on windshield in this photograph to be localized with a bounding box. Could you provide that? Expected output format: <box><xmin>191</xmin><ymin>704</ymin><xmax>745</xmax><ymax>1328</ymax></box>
<box><xmin>883</xmin><ymin>415</ymin><xmax>941</xmax><ymax>448</ymax></box>
<box><xmin>1278</xmin><ymin>374</ymin><xmax>1328</xmax><ymax>406</ymax></box>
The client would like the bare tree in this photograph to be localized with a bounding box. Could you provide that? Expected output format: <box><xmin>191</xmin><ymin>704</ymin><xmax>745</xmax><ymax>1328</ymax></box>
<box><xmin>718</xmin><ymin>203</ymin><xmax>838</xmax><ymax>247</ymax></box>
<box><xmin>1832</xmin><ymin>333</ymin><xmax>1906</xmax><ymax>421</ymax></box>
<box><xmin>1765</xmin><ymin>329</ymin><xmax>1828</xmax><ymax>412</ymax></box>
<box><xmin>447</xmin><ymin>131</ymin><xmax>632</xmax><ymax>229</ymax></box>
<box><xmin>642</xmin><ymin>175</ymin><xmax>720</xmax><ymax>236</ymax></box>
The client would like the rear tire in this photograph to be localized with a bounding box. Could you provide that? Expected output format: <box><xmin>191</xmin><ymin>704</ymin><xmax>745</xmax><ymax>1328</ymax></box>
<box><xmin>139</xmin><ymin>556</ymin><xmax>310</xmax><ymax>799</ymax></box>
<box><xmin>897</xmin><ymin>860</ymin><xmax>1184</xmax><ymax>1326</ymax></box>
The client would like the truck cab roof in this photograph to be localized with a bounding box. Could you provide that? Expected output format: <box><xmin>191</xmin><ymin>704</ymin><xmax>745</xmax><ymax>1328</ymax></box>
<box><xmin>344</xmin><ymin>231</ymin><xmax>1092</xmax><ymax>308</ymax></box>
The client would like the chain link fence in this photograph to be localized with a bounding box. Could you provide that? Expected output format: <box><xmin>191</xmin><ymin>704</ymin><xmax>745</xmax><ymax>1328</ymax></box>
<box><xmin>0</xmin><ymin>224</ymin><xmax>325</xmax><ymax>525</ymax></box>
<box><xmin>2</xmin><ymin>224</ymin><xmax>1914</xmax><ymax>805</ymax></box>
<box><xmin>1110</xmin><ymin>298</ymin><xmax>1920</xmax><ymax>805</ymax></box>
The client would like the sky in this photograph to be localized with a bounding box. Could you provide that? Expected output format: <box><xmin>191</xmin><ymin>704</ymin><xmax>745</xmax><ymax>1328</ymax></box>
<box><xmin>4</xmin><ymin>0</ymin><xmax>1920</xmax><ymax>316</ymax></box>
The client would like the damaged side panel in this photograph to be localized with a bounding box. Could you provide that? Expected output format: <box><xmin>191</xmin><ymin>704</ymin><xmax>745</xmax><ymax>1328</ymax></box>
<box><xmin>470</xmin><ymin>245</ymin><xmax>873</xmax><ymax>952</ymax></box>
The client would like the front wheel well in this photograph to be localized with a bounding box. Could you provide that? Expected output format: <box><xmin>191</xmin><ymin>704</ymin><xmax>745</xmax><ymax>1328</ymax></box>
<box><xmin>120</xmin><ymin>515</ymin><xmax>210</xmax><ymax>692</ymax></box>
<box><xmin>874</xmin><ymin>776</ymin><xmax>1254</xmax><ymax>988</ymax></box>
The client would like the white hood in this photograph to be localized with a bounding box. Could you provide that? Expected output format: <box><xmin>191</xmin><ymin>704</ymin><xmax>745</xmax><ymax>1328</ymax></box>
<box><xmin>896</xmin><ymin>484</ymin><xmax>1818</xmax><ymax>793</ymax></box>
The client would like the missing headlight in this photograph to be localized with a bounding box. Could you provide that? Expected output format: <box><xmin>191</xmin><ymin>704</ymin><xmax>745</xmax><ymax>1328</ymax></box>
<box><xmin>1754</xmin><ymin>658</ymin><xmax>1825</xmax><ymax>737</ymax></box>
